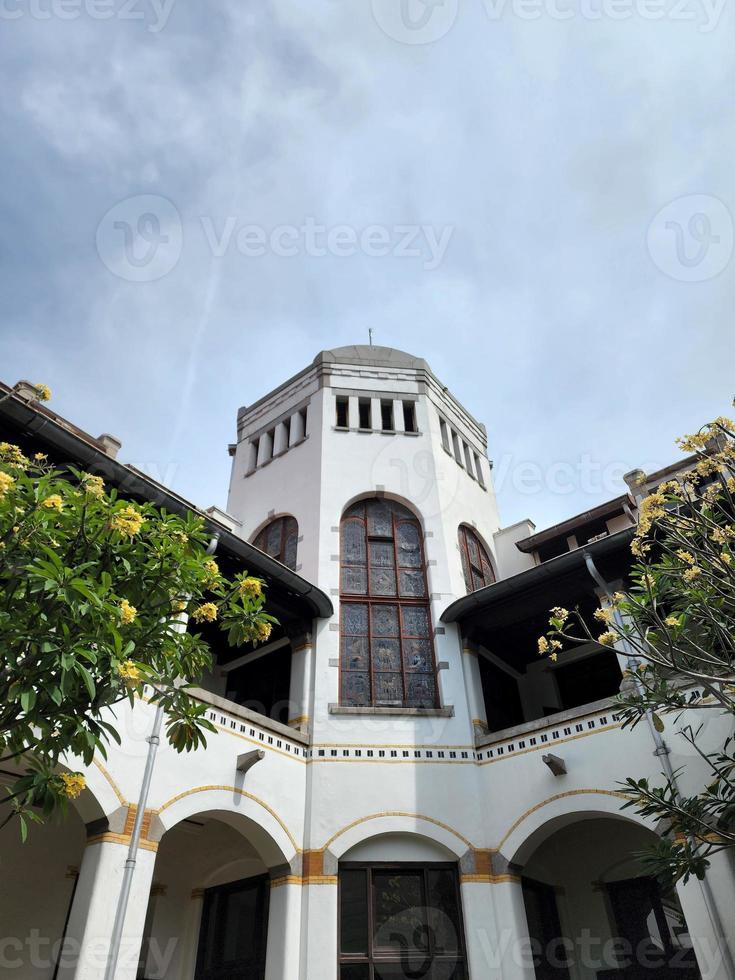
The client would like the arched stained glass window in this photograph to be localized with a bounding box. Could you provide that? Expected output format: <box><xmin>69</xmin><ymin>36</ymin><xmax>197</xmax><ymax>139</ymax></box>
<box><xmin>253</xmin><ymin>515</ymin><xmax>298</xmax><ymax>570</ymax></box>
<box><xmin>340</xmin><ymin>498</ymin><xmax>437</xmax><ymax>708</ymax></box>
<box><xmin>458</xmin><ymin>524</ymin><xmax>495</xmax><ymax>593</ymax></box>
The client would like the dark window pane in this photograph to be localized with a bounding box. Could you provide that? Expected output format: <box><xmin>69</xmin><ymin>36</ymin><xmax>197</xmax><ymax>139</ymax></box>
<box><xmin>367</xmin><ymin>499</ymin><xmax>393</xmax><ymax>537</ymax></box>
<box><xmin>266</xmin><ymin>521</ymin><xmax>282</xmax><ymax>555</ymax></box>
<box><xmin>341</xmin><ymin>966</ymin><xmax>370</xmax><ymax>980</ymax></box>
<box><xmin>373</xmin><ymin>872</ymin><xmax>427</xmax><ymax>954</ymax></box>
<box><xmin>283</xmin><ymin>532</ymin><xmax>298</xmax><ymax>570</ymax></box>
<box><xmin>406</xmin><ymin>674</ymin><xmax>436</xmax><ymax>707</ymax></box>
<box><xmin>343</xmin><ymin>519</ymin><xmax>367</xmax><ymax>565</ymax></box>
<box><xmin>372</xmin><ymin>637</ymin><xmax>402</xmax><ymax>672</ymax></box>
<box><xmin>403</xmin><ymin>639</ymin><xmax>433</xmax><ymax>673</ymax></box>
<box><xmin>402</xmin><ymin>607</ymin><xmax>430</xmax><ymax>637</ymax></box>
<box><xmin>372</xmin><ymin>605</ymin><xmax>399</xmax><ymax>636</ymax></box>
<box><xmin>341</xmin><ymin>870</ymin><xmax>369</xmax><ymax>954</ymax></box>
<box><xmin>343</xmin><ymin>604</ymin><xmax>369</xmax><ymax>635</ymax></box>
<box><xmin>374</xmin><ymin>672</ymin><xmax>404</xmax><ymax>703</ymax></box>
<box><xmin>342</xmin><ymin>636</ymin><xmax>370</xmax><ymax>671</ymax></box>
<box><xmin>426</xmin><ymin>869</ymin><xmax>462</xmax><ymax>954</ymax></box>
<box><xmin>342</xmin><ymin>566</ymin><xmax>368</xmax><ymax>595</ymax></box>
<box><xmin>399</xmin><ymin>569</ymin><xmax>425</xmax><ymax>598</ymax></box>
<box><xmin>370</xmin><ymin>540</ymin><xmax>395</xmax><ymax>566</ymax></box>
<box><xmin>371</xmin><ymin>566</ymin><xmax>397</xmax><ymax>596</ymax></box>
<box><xmin>342</xmin><ymin>671</ymin><xmax>371</xmax><ymax>705</ymax></box>
<box><xmin>396</xmin><ymin>522</ymin><xmax>422</xmax><ymax>567</ymax></box>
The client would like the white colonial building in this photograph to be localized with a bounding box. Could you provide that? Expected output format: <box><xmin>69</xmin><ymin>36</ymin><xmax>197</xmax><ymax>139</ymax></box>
<box><xmin>0</xmin><ymin>346</ymin><xmax>733</xmax><ymax>980</ymax></box>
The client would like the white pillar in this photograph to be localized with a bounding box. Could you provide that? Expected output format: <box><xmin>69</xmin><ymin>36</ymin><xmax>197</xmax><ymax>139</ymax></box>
<box><xmin>57</xmin><ymin>837</ymin><xmax>157</xmax><ymax>980</ymax></box>
<box><xmin>273</xmin><ymin>421</ymin><xmax>289</xmax><ymax>457</ymax></box>
<box><xmin>371</xmin><ymin>397</ymin><xmax>382</xmax><ymax>433</ymax></box>
<box><xmin>178</xmin><ymin>888</ymin><xmax>205</xmax><ymax>980</ymax></box>
<box><xmin>265</xmin><ymin>881</ymin><xmax>303</xmax><ymax>980</ymax></box>
<box><xmin>393</xmin><ymin>399</ymin><xmax>405</xmax><ymax>433</ymax></box>
<box><xmin>290</xmin><ymin>411</ymin><xmax>305</xmax><ymax>446</ymax></box>
<box><xmin>348</xmin><ymin>395</ymin><xmax>359</xmax><ymax>430</ymax></box>
<box><xmin>460</xmin><ymin>641</ymin><xmax>488</xmax><ymax>735</ymax></box>
<box><xmin>677</xmin><ymin>851</ymin><xmax>735</xmax><ymax>980</ymax></box>
<box><xmin>461</xmin><ymin>878</ymin><xmax>536</xmax><ymax>980</ymax></box>
<box><xmin>300</xmin><ymin>882</ymin><xmax>338</xmax><ymax>980</ymax></box>
<box><xmin>257</xmin><ymin>431</ymin><xmax>273</xmax><ymax>466</ymax></box>
<box><xmin>287</xmin><ymin>638</ymin><xmax>314</xmax><ymax>732</ymax></box>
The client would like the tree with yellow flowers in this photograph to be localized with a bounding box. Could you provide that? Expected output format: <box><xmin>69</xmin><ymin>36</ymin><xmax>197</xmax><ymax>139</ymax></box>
<box><xmin>0</xmin><ymin>409</ymin><xmax>275</xmax><ymax>839</ymax></box>
<box><xmin>541</xmin><ymin>415</ymin><xmax>735</xmax><ymax>883</ymax></box>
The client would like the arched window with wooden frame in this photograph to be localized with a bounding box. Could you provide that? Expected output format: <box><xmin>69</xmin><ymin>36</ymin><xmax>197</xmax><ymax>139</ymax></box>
<box><xmin>252</xmin><ymin>515</ymin><xmax>298</xmax><ymax>570</ymax></box>
<box><xmin>458</xmin><ymin>524</ymin><xmax>496</xmax><ymax>593</ymax></box>
<box><xmin>340</xmin><ymin>498</ymin><xmax>437</xmax><ymax>708</ymax></box>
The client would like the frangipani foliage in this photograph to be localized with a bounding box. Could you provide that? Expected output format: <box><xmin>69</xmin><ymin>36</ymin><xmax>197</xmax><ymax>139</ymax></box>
<box><xmin>539</xmin><ymin>415</ymin><xmax>735</xmax><ymax>883</ymax></box>
<box><xmin>0</xmin><ymin>432</ymin><xmax>275</xmax><ymax>839</ymax></box>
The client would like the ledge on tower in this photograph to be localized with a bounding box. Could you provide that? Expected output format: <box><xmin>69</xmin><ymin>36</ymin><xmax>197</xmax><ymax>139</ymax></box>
<box><xmin>314</xmin><ymin>345</ymin><xmax>430</xmax><ymax>372</ymax></box>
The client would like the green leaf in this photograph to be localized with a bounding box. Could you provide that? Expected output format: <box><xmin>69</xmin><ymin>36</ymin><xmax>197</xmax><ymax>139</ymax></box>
<box><xmin>76</xmin><ymin>663</ymin><xmax>96</xmax><ymax>699</ymax></box>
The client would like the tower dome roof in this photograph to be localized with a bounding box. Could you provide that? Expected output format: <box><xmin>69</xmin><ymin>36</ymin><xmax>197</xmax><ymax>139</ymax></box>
<box><xmin>314</xmin><ymin>345</ymin><xmax>429</xmax><ymax>372</ymax></box>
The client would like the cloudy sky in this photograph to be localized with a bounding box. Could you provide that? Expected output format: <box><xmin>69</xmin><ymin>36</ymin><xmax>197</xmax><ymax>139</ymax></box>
<box><xmin>1</xmin><ymin>0</ymin><xmax>733</xmax><ymax>532</ymax></box>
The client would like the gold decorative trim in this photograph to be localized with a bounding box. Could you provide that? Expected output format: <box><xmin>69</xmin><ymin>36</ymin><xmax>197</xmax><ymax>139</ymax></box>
<box><xmin>460</xmin><ymin>874</ymin><xmax>521</xmax><ymax>885</ymax></box>
<box><xmin>93</xmin><ymin>758</ymin><xmax>126</xmax><ymax>805</ymax></box>
<box><xmin>479</xmin><ymin>721</ymin><xmax>621</xmax><ymax>766</ymax></box>
<box><xmin>323</xmin><ymin>811</ymin><xmax>472</xmax><ymax>852</ymax></box>
<box><xmin>270</xmin><ymin>875</ymin><xmax>338</xmax><ymax>887</ymax></box>
<box><xmin>154</xmin><ymin>785</ymin><xmax>299</xmax><ymax>852</ymax></box>
<box><xmin>85</xmin><ymin>831</ymin><xmax>158</xmax><ymax>853</ymax></box>
<box><xmin>288</xmin><ymin>716</ymin><xmax>310</xmax><ymax>728</ymax></box>
<box><xmin>291</xmin><ymin>643</ymin><xmax>313</xmax><ymax>654</ymax></box>
<box><xmin>497</xmin><ymin>789</ymin><xmax>630</xmax><ymax>853</ymax></box>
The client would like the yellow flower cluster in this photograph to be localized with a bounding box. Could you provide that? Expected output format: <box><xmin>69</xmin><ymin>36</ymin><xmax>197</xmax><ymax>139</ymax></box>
<box><xmin>118</xmin><ymin>660</ymin><xmax>141</xmax><ymax>685</ymax></box>
<box><xmin>119</xmin><ymin>598</ymin><xmax>137</xmax><ymax>625</ymax></box>
<box><xmin>82</xmin><ymin>473</ymin><xmax>105</xmax><ymax>499</ymax></box>
<box><xmin>238</xmin><ymin>577</ymin><xmax>263</xmax><ymax>601</ymax></box>
<box><xmin>251</xmin><ymin>621</ymin><xmax>272</xmax><ymax>645</ymax></box>
<box><xmin>594</xmin><ymin>607</ymin><xmax>613</xmax><ymax>623</ymax></box>
<box><xmin>0</xmin><ymin>442</ymin><xmax>29</xmax><ymax>469</ymax></box>
<box><xmin>110</xmin><ymin>506</ymin><xmax>144</xmax><ymax>538</ymax></box>
<box><xmin>665</xmin><ymin>616</ymin><xmax>679</xmax><ymax>627</ymax></box>
<box><xmin>192</xmin><ymin>602</ymin><xmax>218</xmax><ymax>623</ymax></box>
<box><xmin>711</xmin><ymin>525</ymin><xmax>734</xmax><ymax>545</ymax></box>
<box><xmin>59</xmin><ymin>772</ymin><xmax>86</xmax><ymax>799</ymax></box>
<box><xmin>683</xmin><ymin>567</ymin><xmax>702</xmax><ymax>583</ymax></box>
<box><xmin>676</xmin><ymin>550</ymin><xmax>695</xmax><ymax>565</ymax></box>
<box><xmin>34</xmin><ymin>383</ymin><xmax>52</xmax><ymax>402</ymax></box>
<box><xmin>34</xmin><ymin>452</ymin><xmax>47</xmax><ymax>462</ymax></box>
<box><xmin>42</xmin><ymin>494</ymin><xmax>63</xmax><ymax>512</ymax></box>
<box><xmin>597</xmin><ymin>631</ymin><xmax>619</xmax><ymax>647</ymax></box>
<box><xmin>0</xmin><ymin>471</ymin><xmax>15</xmax><ymax>499</ymax></box>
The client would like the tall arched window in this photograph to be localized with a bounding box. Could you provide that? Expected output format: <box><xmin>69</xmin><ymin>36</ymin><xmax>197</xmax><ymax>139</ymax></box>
<box><xmin>253</xmin><ymin>515</ymin><xmax>298</xmax><ymax>570</ymax></box>
<box><xmin>458</xmin><ymin>525</ymin><xmax>495</xmax><ymax>593</ymax></box>
<box><xmin>340</xmin><ymin>498</ymin><xmax>437</xmax><ymax>708</ymax></box>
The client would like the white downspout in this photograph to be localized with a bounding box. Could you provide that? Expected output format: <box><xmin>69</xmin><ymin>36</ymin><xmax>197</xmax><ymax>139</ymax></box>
<box><xmin>104</xmin><ymin>532</ymin><xmax>220</xmax><ymax>980</ymax></box>
<box><xmin>583</xmin><ymin>549</ymin><xmax>734</xmax><ymax>980</ymax></box>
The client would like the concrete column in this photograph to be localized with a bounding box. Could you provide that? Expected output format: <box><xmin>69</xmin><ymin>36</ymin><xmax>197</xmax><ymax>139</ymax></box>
<box><xmin>273</xmin><ymin>421</ymin><xmax>289</xmax><ymax>457</ymax></box>
<box><xmin>265</xmin><ymin>881</ymin><xmax>303</xmax><ymax>980</ymax></box>
<box><xmin>300</xmin><ymin>881</ymin><xmax>338</xmax><ymax>980</ymax></box>
<box><xmin>393</xmin><ymin>398</ymin><xmax>405</xmax><ymax>433</ymax></box>
<box><xmin>676</xmin><ymin>851</ymin><xmax>735</xmax><ymax>980</ymax></box>
<box><xmin>371</xmin><ymin>397</ymin><xmax>382</xmax><ymax>433</ymax></box>
<box><xmin>460</xmin><ymin>641</ymin><xmax>488</xmax><ymax>736</ymax></box>
<box><xmin>247</xmin><ymin>440</ymin><xmax>258</xmax><ymax>473</ymax></box>
<box><xmin>290</xmin><ymin>411</ymin><xmax>305</xmax><ymax>446</ymax></box>
<box><xmin>348</xmin><ymin>395</ymin><xmax>359</xmax><ymax>430</ymax></box>
<box><xmin>57</xmin><ymin>837</ymin><xmax>157</xmax><ymax>980</ymax></box>
<box><xmin>178</xmin><ymin>888</ymin><xmax>205</xmax><ymax>980</ymax></box>
<box><xmin>461</xmin><ymin>878</ymin><xmax>535</xmax><ymax>980</ymax></box>
<box><xmin>257</xmin><ymin>431</ymin><xmax>273</xmax><ymax>467</ymax></box>
<box><xmin>287</xmin><ymin>638</ymin><xmax>314</xmax><ymax>732</ymax></box>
